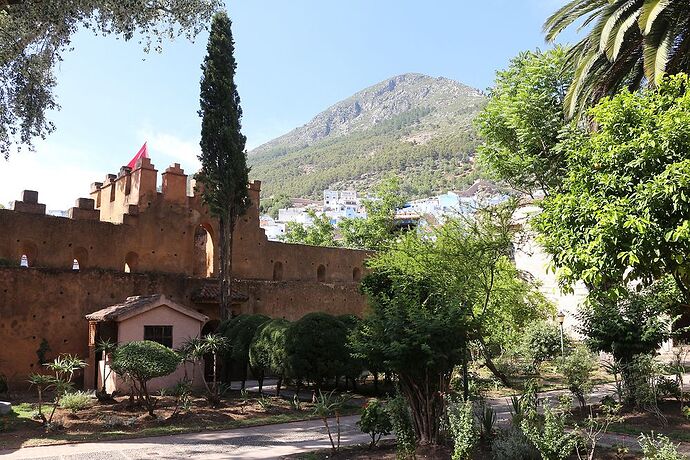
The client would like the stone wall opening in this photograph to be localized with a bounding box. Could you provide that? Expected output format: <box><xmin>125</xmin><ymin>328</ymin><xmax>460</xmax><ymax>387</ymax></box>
<box><xmin>353</xmin><ymin>267</ymin><xmax>361</xmax><ymax>281</ymax></box>
<box><xmin>124</xmin><ymin>251</ymin><xmax>139</xmax><ymax>273</ymax></box>
<box><xmin>317</xmin><ymin>264</ymin><xmax>326</xmax><ymax>282</ymax></box>
<box><xmin>74</xmin><ymin>247</ymin><xmax>88</xmax><ymax>269</ymax></box>
<box><xmin>193</xmin><ymin>224</ymin><xmax>214</xmax><ymax>277</ymax></box>
<box><xmin>20</xmin><ymin>241</ymin><xmax>37</xmax><ymax>267</ymax></box>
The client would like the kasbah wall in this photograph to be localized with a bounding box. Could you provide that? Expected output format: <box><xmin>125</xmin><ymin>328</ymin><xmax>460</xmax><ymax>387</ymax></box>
<box><xmin>0</xmin><ymin>157</ymin><xmax>371</xmax><ymax>387</ymax></box>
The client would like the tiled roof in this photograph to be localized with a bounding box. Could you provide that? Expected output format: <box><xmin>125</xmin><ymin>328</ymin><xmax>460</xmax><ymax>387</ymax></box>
<box><xmin>85</xmin><ymin>294</ymin><xmax>162</xmax><ymax>321</ymax></box>
<box><xmin>191</xmin><ymin>283</ymin><xmax>249</xmax><ymax>303</ymax></box>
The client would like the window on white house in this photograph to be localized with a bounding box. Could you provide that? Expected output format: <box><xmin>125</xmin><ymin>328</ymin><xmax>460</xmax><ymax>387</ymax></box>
<box><xmin>144</xmin><ymin>325</ymin><xmax>173</xmax><ymax>348</ymax></box>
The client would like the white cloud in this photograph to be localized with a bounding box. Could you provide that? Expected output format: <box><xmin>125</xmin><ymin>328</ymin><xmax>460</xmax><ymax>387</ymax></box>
<box><xmin>137</xmin><ymin>128</ymin><xmax>201</xmax><ymax>173</ymax></box>
<box><xmin>0</xmin><ymin>146</ymin><xmax>102</xmax><ymax>211</ymax></box>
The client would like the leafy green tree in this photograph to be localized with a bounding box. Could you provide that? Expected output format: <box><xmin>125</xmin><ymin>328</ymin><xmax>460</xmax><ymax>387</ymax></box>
<box><xmin>476</xmin><ymin>47</ymin><xmax>573</xmax><ymax>195</ymax></box>
<box><xmin>282</xmin><ymin>210</ymin><xmax>340</xmax><ymax>247</ymax></box>
<box><xmin>249</xmin><ymin>318</ymin><xmax>290</xmax><ymax>395</ymax></box>
<box><xmin>0</xmin><ymin>0</ymin><xmax>219</xmax><ymax>158</ymax></box>
<box><xmin>260</xmin><ymin>194</ymin><xmax>292</xmax><ymax>219</ymax></box>
<box><xmin>218</xmin><ymin>314</ymin><xmax>269</xmax><ymax>389</ymax></box>
<box><xmin>196</xmin><ymin>11</ymin><xmax>250</xmax><ymax>320</ymax></box>
<box><xmin>357</xmin><ymin>399</ymin><xmax>392</xmax><ymax>448</ymax></box>
<box><xmin>284</xmin><ymin>312</ymin><xmax>350</xmax><ymax>389</ymax></box>
<box><xmin>533</xmin><ymin>74</ymin><xmax>690</xmax><ymax>300</ymax></box>
<box><xmin>110</xmin><ymin>340</ymin><xmax>180</xmax><ymax>416</ymax></box>
<box><xmin>544</xmin><ymin>0</ymin><xmax>690</xmax><ymax>119</ymax></box>
<box><xmin>579</xmin><ymin>279</ymin><xmax>680</xmax><ymax>371</ymax></box>
<box><xmin>351</xmin><ymin>203</ymin><xmax>553</xmax><ymax>444</ymax></box>
<box><xmin>340</xmin><ymin>178</ymin><xmax>407</xmax><ymax>250</ymax></box>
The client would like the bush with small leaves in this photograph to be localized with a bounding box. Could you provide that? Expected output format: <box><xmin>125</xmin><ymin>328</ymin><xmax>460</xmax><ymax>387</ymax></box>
<box><xmin>111</xmin><ymin>340</ymin><xmax>180</xmax><ymax>416</ymax></box>
<box><xmin>357</xmin><ymin>399</ymin><xmax>392</xmax><ymax>448</ymax></box>
<box><xmin>639</xmin><ymin>432</ymin><xmax>687</xmax><ymax>460</ymax></box>
<box><xmin>60</xmin><ymin>391</ymin><xmax>92</xmax><ymax>413</ymax></box>
<box><xmin>521</xmin><ymin>397</ymin><xmax>579</xmax><ymax>460</ymax></box>
<box><xmin>522</xmin><ymin>321</ymin><xmax>568</xmax><ymax>369</ymax></box>
<box><xmin>491</xmin><ymin>426</ymin><xmax>540</xmax><ymax>460</ymax></box>
<box><xmin>386</xmin><ymin>393</ymin><xmax>416</xmax><ymax>458</ymax></box>
<box><xmin>447</xmin><ymin>397</ymin><xmax>477</xmax><ymax>460</ymax></box>
<box><xmin>558</xmin><ymin>345</ymin><xmax>596</xmax><ymax>408</ymax></box>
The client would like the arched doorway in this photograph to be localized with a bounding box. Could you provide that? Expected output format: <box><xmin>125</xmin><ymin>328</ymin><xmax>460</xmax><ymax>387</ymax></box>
<box><xmin>124</xmin><ymin>252</ymin><xmax>139</xmax><ymax>273</ymax></box>
<box><xmin>193</xmin><ymin>224</ymin><xmax>215</xmax><ymax>277</ymax></box>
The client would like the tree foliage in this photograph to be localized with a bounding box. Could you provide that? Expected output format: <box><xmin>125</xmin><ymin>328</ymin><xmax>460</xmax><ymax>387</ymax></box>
<box><xmin>284</xmin><ymin>312</ymin><xmax>350</xmax><ymax>387</ymax></box>
<box><xmin>283</xmin><ymin>210</ymin><xmax>340</xmax><ymax>247</ymax></box>
<box><xmin>579</xmin><ymin>278</ymin><xmax>681</xmax><ymax>365</ymax></box>
<box><xmin>351</xmin><ymin>202</ymin><xmax>553</xmax><ymax>444</ymax></box>
<box><xmin>110</xmin><ymin>340</ymin><xmax>180</xmax><ymax>416</ymax></box>
<box><xmin>533</xmin><ymin>74</ymin><xmax>690</xmax><ymax>299</ymax></box>
<box><xmin>0</xmin><ymin>0</ymin><xmax>220</xmax><ymax>158</ymax></box>
<box><xmin>249</xmin><ymin>318</ymin><xmax>290</xmax><ymax>394</ymax></box>
<box><xmin>544</xmin><ymin>0</ymin><xmax>690</xmax><ymax>119</ymax></box>
<box><xmin>339</xmin><ymin>178</ymin><xmax>408</xmax><ymax>250</ymax></box>
<box><xmin>218</xmin><ymin>314</ymin><xmax>269</xmax><ymax>388</ymax></box>
<box><xmin>476</xmin><ymin>47</ymin><xmax>573</xmax><ymax>195</ymax></box>
<box><xmin>196</xmin><ymin>11</ymin><xmax>250</xmax><ymax>319</ymax></box>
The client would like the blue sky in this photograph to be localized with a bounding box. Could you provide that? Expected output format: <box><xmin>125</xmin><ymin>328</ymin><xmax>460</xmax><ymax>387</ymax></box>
<box><xmin>1</xmin><ymin>0</ymin><xmax>575</xmax><ymax>209</ymax></box>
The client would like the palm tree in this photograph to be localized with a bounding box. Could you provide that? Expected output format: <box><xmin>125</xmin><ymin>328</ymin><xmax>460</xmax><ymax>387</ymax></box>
<box><xmin>544</xmin><ymin>0</ymin><xmax>690</xmax><ymax>118</ymax></box>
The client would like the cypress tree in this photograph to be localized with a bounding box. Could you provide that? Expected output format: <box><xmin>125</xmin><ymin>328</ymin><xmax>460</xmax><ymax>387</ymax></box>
<box><xmin>197</xmin><ymin>11</ymin><xmax>250</xmax><ymax>320</ymax></box>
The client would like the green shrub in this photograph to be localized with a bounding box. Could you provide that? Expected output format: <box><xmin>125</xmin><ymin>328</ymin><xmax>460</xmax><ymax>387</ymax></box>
<box><xmin>357</xmin><ymin>398</ymin><xmax>392</xmax><ymax>448</ymax></box>
<box><xmin>248</xmin><ymin>318</ymin><xmax>289</xmax><ymax>394</ymax></box>
<box><xmin>60</xmin><ymin>391</ymin><xmax>92</xmax><ymax>413</ymax></box>
<box><xmin>491</xmin><ymin>426</ymin><xmax>540</xmax><ymax>460</ymax></box>
<box><xmin>387</xmin><ymin>394</ymin><xmax>416</xmax><ymax>458</ymax></box>
<box><xmin>111</xmin><ymin>340</ymin><xmax>180</xmax><ymax>416</ymax></box>
<box><xmin>558</xmin><ymin>345</ymin><xmax>596</xmax><ymax>408</ymax></box>
<box><xmin>521</xmin><ymin>398</ymin><xmax>579</xmax><ymax>460</ymax></box>
<box><xmin>639</xmin><ymin>432</ymin><xmax>686</xmax><ymax>460</ymax></box>
<box><xmin>521</xmin><ymin>321</ymin><xmax>566</xmax><ymax>368</ymax></box>
<box><xmin>447</xmin><ymin>398</ymin><xmax>477</xmax><ymax>460</ymax></box>
<box><xmin>284</xmin><ymin>312</ymin><xmax>349</xmax><ymax>387</ymax></box>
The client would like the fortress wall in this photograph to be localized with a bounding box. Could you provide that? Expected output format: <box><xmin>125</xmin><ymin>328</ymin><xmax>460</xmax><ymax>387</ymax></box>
<box><xmin>0</xmin><ymin>267</ymin><xmax>365</xmax><ymax>388</ymax></box>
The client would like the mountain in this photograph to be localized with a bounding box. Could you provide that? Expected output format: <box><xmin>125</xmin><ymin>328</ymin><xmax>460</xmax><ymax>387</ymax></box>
<box><xmin>248</xmin><ymin>73</ymin><xmax>487</xmax><ymax>199</ymax></box>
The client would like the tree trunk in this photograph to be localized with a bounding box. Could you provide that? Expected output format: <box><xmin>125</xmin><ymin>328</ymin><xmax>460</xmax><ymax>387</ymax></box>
<box><xmin>479</xmin><ymin>338</ymin><xmax>511</xmax><ymax>387</ymax></box>
<box><xmin>219</xmin><ymin>215</ymin><xmax>235</xmax><ymax>321</ymax></box>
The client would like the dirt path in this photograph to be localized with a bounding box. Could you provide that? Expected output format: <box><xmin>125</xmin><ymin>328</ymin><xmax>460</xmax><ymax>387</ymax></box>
<box><xmin>0</xmin><ymin>414</ymin><xmax>376</xmax><ymax>459</ymax></box>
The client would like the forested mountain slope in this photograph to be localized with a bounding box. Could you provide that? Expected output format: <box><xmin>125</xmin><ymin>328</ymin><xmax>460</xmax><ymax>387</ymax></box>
<box><xmin>248</xmin><ymin>73</ymin><xmax>487</xmax><ymax>198</ymax></box>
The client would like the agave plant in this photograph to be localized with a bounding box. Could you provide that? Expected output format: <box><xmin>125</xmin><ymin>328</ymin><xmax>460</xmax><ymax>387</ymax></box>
<box><xmin>544</xmin><ymin>0</ymin><xmax>690</xmax><ymax>118</ymax></box>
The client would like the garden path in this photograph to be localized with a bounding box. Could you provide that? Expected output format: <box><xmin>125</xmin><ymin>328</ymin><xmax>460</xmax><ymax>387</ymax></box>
<box><xmin>0</xmin><ymin>414</ymin><xmax>374</xmax><ymax>459</ymax></box>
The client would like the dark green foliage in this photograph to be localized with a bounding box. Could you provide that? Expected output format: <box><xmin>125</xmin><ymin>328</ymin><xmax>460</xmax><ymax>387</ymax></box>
<box><xmin>386</xmin><ymin>393</ymin><xmax>416</xmax><ymax>457</ymax></box>
<box><xmin>357</xmin><ymin>399</ymin><xmax>392</xmax><ymax>448</ymax></box>
<box><xmin>248</xmin><ymin>318</ymin><xmax>290</xmax><ymax>393</ymax></box>
<box><xmin>196</xmin><ymin>10</ymin><xmax>250</xmax><ymax>318</ymax></box>
<box><xmin>558</xmin><ymin>346</ymin><xmax>596</xmax><ymax>408</ymax></box>
<box><xmin>337</xmin><ymin>314</ymin><xmax>365</xmax><ymax>387</ymax></box>
<box><xmin>284</xmin><ymin>312</ymin><xmax>349</xmax><ymax>387</ymax></box>
<box><xmin>259</xmin><ymin>194</ymin><xmax>292</xmax><ymax>219</ymax></box>
<box><xmin>578</xmin><ymin>279</ymin><xmax>680</xmax><ymax>366</ymax></box>
<box><xmin>110</xmin><ymin>340</ymin><xmax>180</xmax><ymax>416</ymax></box>
<box><xmin>218</xmin><ymin>314</ymin><xmax>270</xmax><ymax>387</ymax></box>
<box><xmin>111</xmin><ymin>341</ymin><xmax>180</xmax><ymax>382</ymax></box>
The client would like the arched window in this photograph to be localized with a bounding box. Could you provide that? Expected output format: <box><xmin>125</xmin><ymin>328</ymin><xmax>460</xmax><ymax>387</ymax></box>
<box><xmin>74</xmin><ymin>247</ymin><xmax>88</xmax><ymax>269</ymax></box>
<box><xmin>124</xmin><ymin>251</ymin><xmax>139</xmax><ymax>273</ymax></box>
<box><xmin>273</xmin><ymin>261</ymin><xmax>283</xmax><ymax>281</ymax></box>
<box><xmin>193</xmin><ymin>224</ymin><xmax>214</xmax><ymax>277</ymax></box>
<box><xmin>72</xmin><ymin>259</ymin><xmax>80</xmax><ymax>271</ymax></box>
<box><xmin>20</xmin><ymin>241</ymin><xmax>37</xmax><ymax>267</ymax></box>
<box><xmin>352</xmin><ymin>267</ymin><xmax>362</xmax><ymax>281</ymax></box>
<box><xmin>317</xmin><ymin>264</ymin><xmax>326</xmax><ymax>282</ymax></box>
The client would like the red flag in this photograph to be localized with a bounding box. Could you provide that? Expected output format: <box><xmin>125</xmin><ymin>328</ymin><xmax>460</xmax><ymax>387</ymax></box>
<box><xmin>127</xmin><ymin>142</ymin><xmax>149</xmax><ymax>169</ymax></box>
